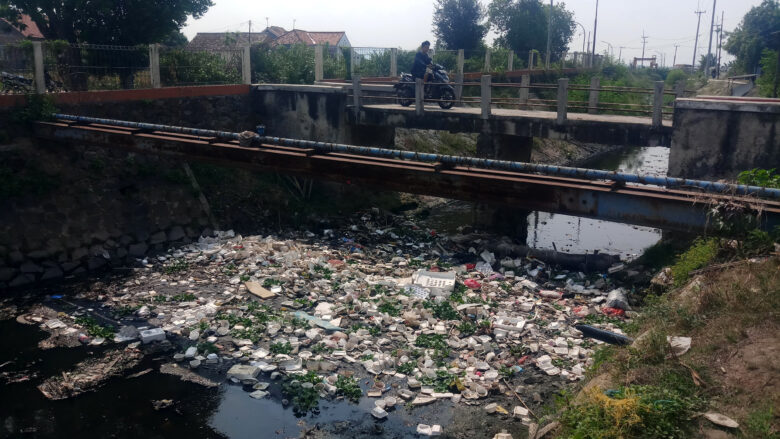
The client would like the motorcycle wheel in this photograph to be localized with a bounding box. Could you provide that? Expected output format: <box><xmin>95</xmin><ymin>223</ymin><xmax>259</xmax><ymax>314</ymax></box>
<box><xmin>397</xmin><ymin>87</ymin><xmax>414</xmax><ymax>107</ymax></box>
<box><xmin>438</xmin><ymin>87</ymin><xmax>456</xmax><ymax>110</ymax></box>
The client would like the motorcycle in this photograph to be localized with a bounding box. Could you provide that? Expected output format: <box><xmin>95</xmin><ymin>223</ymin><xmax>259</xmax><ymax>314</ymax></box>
<box><xmin>394</xmin><ymin>64</ymin><xmax>456</xmax><ymax>110</ymax></box>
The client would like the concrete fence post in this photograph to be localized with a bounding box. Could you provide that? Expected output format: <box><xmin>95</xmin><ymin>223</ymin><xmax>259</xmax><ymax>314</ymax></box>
<box><xmin>674</xmin><ymin>80</ymin><xmax>686</xmax><ymax>100</ymax></box>
<box><xmin>519</xmin><ymin>74</ymin><xmax>530</xmax><ymax>109</ymax></box>
<box><xmin>455</xmin><ymin>49</ymin><xmax>465</xmax><ymax>103</ymax></box>
<box><xmin>242</xmin><ymin>46</ymin><xmax>251</xmax><ymax>85</ymax></box>
<box><xmin>652</xmin><ymin>81</ymin><xmax>665</xmax><ymax>127</ymax></box>
<box><xmin>528</xmin><ymin>51</ymin><xmax>534</xmax><ymax>70</ymax></box>
<box><xmin>481</xmin><ymin>75</ymin><xmax>492</xmax><ymax>119</ymax></box>
<box><xmin>32</xmin><ymin>41</ymin><xmax>46</xmax><ymax>93</ymax></box>
<box><xmin>484</xmin><ymin>49</ymin><xmax>491</xmax><ymax>73</ymax></box>
<box><xmin>314</xmin><ymin>45</ymin><xmax>324</xmax><ymax>82</ymax></box>
<box><xmin>508</xmin><ymin>51</ymin><xmax>514</xmax><ymax>71</ymax></box>
<box><xmin>415</xmin><ymin>78</ymin><xmax>424</xmax><ymax>116</ymax></box>
<box><xmin>588</xmin><ymin>76</ymin><xmax>600</xmax><ymax>114</ymax></box>
<box><xmin>149</xmin><ymin>43</ymin><xmax>161</xmax><ymax>89</ymax></box>
<box><xmin>390</xmin><ymin>48</ymin><xmax>398</xmax><ymax>77</ymax></box>
<box><xmin>557</xmin><ymin>78</ymin><xmax>569</xmax><ymax>124</ymax></box>
<box><xmin>562</xmin><ymin>52</ymin><xmax>568</xmax><ymax>69</ymax></box>
<box><xmin>352</xmin><ymin>75</ymin><xmax>362</xmax><ymax>117</ymax></box>
<box><xmin>545</xmin><ymin>50</ymin><xmax>551</xmax><ymax>70</ymax></box>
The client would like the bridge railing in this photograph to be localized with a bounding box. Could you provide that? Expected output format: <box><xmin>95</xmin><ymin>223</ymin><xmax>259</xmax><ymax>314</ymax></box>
<box><xmin>347</xmin><ymin>74</ymin><xmax>689</xmax><ymax>126</ymax></box>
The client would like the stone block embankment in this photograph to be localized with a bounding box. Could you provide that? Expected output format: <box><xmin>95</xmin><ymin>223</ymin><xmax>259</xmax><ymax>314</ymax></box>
<box><xmin>0</xmin><ymin>138</ymin><xmax>212</xmax><ymax>289</ymax></box>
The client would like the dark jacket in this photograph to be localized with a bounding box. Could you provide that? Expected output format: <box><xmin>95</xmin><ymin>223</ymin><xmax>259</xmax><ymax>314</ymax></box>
<box><xmin>411</xmin><ymin>50</ymin><xmax>432</xmax><ymax>78</ymax></box>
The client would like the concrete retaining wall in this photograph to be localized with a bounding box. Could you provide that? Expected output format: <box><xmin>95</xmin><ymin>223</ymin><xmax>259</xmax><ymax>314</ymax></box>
<box><xmin>0</xmin><ymin>139</ymin><xmax>212</xmax><ymax>289</ymax></box>
<box><xmin>668</xmin><ymin>97</ymin><xmax>780</xmax><ymax>180</ymax></box>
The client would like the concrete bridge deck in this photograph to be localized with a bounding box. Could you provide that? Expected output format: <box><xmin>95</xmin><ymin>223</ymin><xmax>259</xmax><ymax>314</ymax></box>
<box><xmin>356</xmin><ymin>103</ymin><xmax>673</xmax><ymax>147</ymax></box>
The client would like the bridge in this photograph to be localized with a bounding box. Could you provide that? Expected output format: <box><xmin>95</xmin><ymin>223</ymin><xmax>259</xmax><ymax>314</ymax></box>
<box><xmin>34</xmin><ymin>114</ymin><xmax>780</xmax><ymax>235</ymax></box>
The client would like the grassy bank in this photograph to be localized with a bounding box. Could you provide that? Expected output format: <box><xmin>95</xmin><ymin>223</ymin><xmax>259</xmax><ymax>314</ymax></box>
<box><xmin>551</xmin><ymin>237</ymin><xmax>779</xmax><ymax>438</ymax></box>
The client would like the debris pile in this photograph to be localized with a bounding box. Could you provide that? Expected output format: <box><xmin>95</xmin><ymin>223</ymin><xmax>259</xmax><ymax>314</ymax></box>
<box><xmin>18</xmin><ymin>211</ymin><xmax>635</xmax><ymax>429</ymax></box>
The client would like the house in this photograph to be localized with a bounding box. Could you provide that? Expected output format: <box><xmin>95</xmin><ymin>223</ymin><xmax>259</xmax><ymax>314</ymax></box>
<box><xmin>271</xmin><ymin>30</ymin><xmax>350</xmax><ymax>49</ymax></box>
<box><xmin>1</xmin><ymin>14</ymin><xmax>44</xmax><ymax>44</ymax></box>
<box><xmin>188</xmin><ymin>27</ymin><xmax>351</xmax><ymax>52</ymax></box>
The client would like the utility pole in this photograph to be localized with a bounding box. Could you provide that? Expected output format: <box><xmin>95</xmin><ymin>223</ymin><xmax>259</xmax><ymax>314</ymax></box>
<box><xmin>692</xmin><ymin>8</ymin><xmax>706</xmax><ymax>73</ymax></box>
<box><xmin>704</xmin><ymin>0</ymin><xmax>717</xmax><ymax>77</ymax></box>
<box><xmin>717</xmin><ymin>11</ymin><xmax>724</xmax><ymax>77</ymax></box>
<box><xmin>248</xmin><ymin>20</ymin><xmax>252</xmax><ymax>45</ymax></box>
<box><xmin>673</xmin><ymin>44</ymin><xmax>680</xmax><ymax>66</ymax></box>
<box><xmin>641</xmin><ymin>32</ymin><xmax>648</xmax><ymax>67</ymax></box>
<box><xmin>546</xmin><ymin>0</ymin><xmax>553</xmax><ymax>69</ymax></box>
<box><xmin>591</xmin><ymin>0</ymin><xmax>599</xmax><ymax>67</ymax></box>
<box><xmin>586</xmin><ymin>32</ymin><xmax>591</xmax><ymax>66</ymax></box>
<box><xmin>265</xmin><ymin>17</ymin><xmax>269</xmax><ymax>28</ymax></box>
<box><xmin>618</xmin><ymin>46</ymin><xmax>625</xmax><ymax>63</ymax></box>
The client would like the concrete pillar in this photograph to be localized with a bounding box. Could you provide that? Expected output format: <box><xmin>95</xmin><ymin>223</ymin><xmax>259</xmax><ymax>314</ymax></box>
<box><xmin>674</xmin><ymin>80</ymin><xmax>686</xmax><ymax>100</ymax></box>
<box><xmin>484</xmin><ymin>50</ymin><xmax>491</xmax><ymax>73</ymax></box>
<box><xmin>415</xmin><ymin>78</ymin><xmax>424</xmax><ymax>116</ymax></box>
<box><xmin>314</xmin><ymin>45</ymin><xmax>324</xmax><ymax>82</ymax></box>
<box><xmin>519</xmin><ymin>74</ymin><xmax>530</xmax><ymax>109</ymax></box>
<box><xmin>588</xmin><ymin>77</ymin><xmax>600</xmax><ymax>114</ymax></box>
<box><xmin>557</xmin><ymin>78</ymin><xmax>569</xmax><ymax>124</ymax></box>
<box><xmin>562</xmin><ymin>52</ymin><xmax>568</xmax><ymax>69</ymax></box>
<box><xmin>508</xmin><ymin>51</ymin><xmax>514</xmax><ymax>71</ymax></box>
<box><xmin>455</xmin><ymin>50</ymin><xmax>465</xmax><ymax>103</ymax></box>
<box><xmin>149</xmin><ymin>43</ymin><xmax>161</xmax><ymax>89</ymax></box>
<box><xmin>652</xmin><ymin>81</ymin><xmax>664</xmax><ymax>127</ymax></box>
<box><xmin>528</xmin><ymin>51</ymin><xmax>534</xmax><ymax>70</ymax></box>
<box><xmin>32</xmin><ymin>41</ymin><xmax>45</xmax><ymax>93</ymax></box>
<box><xmin>481</xmin><ymin>75</ymin><xmax>492</xmax><ymax>119</ymax></box>
<box><xmin>352</xmin><ymin>75</ymin><xmax>362</xmax><ymax>118</ymax></box>
<box><xmin>242</xmin><ymin>46</ymin><xmax>251</xmax><ymax>85</ymax></box>
<box><xmin>390</xmin><ymin>48</ymin><xmax>398</xmax><ymax>77</ymax></box>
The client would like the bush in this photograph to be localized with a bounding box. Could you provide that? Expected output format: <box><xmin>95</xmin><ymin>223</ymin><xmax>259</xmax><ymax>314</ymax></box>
<box><xmin>160</xmin><ymin>50</ymin><xmax>240</xmax><ymax>86</ymax></box>
<box><xmin>670</xmin><ymin>238</ymin><xmax>720</xmax><ymax>287</ymax></box>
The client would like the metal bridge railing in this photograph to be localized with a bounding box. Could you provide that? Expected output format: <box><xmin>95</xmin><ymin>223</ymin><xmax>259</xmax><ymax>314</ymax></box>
<box><xmin>346</xmin><ymin>73</ymin><xmax>688</xmax><ymax>125</ymax></box>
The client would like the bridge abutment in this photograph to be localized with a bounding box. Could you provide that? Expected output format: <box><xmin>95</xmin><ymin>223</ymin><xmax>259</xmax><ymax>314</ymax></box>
<box><xmin>669</xmin><ymin>98</ymin><xmax>780</xmax><ymax>180</ymax></box>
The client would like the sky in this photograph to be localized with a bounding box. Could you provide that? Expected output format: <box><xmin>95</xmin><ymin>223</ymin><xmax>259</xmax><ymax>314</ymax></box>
<box><xmin>182</xmin><ymin>0</ymin><xmax>764</xmax><ymax>67</ymax></box>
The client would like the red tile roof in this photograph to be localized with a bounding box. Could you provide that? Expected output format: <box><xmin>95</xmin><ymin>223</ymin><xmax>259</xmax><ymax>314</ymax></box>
<box><xmin>272</xmin><ymin>30</ymin><xmax>347</xmax><ymax>47</ymax></box>
<box><xmin>18</xmin><ymin>14</ymin><xmax>44</xmax><ymax>39</ymax></box>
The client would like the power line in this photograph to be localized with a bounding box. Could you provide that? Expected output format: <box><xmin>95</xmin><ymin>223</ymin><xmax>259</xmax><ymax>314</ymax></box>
<box><xmin>641</xmin><ymin>31</ymin><xmax>648</xmax><ymax>67</ymax></box>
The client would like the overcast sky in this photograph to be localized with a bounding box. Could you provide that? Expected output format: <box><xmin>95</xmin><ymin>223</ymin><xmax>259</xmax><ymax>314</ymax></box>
<box><xmin>183</xmin><ymin>0</ymin><xmax>763</xmax><ymax>67</ymax></box>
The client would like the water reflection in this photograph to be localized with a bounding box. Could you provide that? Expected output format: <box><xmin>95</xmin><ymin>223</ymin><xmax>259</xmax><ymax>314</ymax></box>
<box><xmin>526</xmin><ymin>147</ymin><xmax>670</xmax><ymax>261</ymax></box>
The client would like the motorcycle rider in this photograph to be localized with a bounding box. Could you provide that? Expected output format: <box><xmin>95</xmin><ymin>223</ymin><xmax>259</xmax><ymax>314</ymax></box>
<box><xmin>411</xmin><ymin>41</ymin><xmax>433</xmax><ymax>83</ymax></box>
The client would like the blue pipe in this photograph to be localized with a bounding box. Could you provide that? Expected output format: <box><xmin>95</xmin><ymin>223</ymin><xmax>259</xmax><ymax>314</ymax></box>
<box><xmin>52</xmin><ymin>114</ymin><xmax>780</xmax><ymax>200</ymax></box>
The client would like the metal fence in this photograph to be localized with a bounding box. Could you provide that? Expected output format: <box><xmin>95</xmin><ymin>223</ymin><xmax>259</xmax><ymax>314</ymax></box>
<box><xmin>160</xmin><ymin>46</ymin><xmax>242</xmax><ymax>87</ymax></box>
<box><xmin>43</xmin><ymin>43</ymin><xmax>151</xmax><ymax>91</ymax></box>
<box><xmin>0</xmin><ymin>43</ymin><xmax>35</xmax><ymax>93</ymax></box>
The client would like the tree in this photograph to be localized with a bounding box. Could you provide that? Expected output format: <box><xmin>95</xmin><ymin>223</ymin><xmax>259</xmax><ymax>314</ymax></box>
<box><xmin>724</xmin><ymin>0</ymin><xmax>780</xmax><ymax>74</ymax></box>
<box><xmin>1</xmin><ymin>0</ymin><xmax>212</xmax><ymax>44</ymax></box>
<box><xmin>432</xmin><ymin>0</ymin><xmax>487</xmax><ymax>51</ymax></box>
<box><xmin>161</xmin><ymin>31</ymin><xmax>189</xmax><ymax>48</ymax></box>
<box><xmin>488</xmin><ymin>0</ymin><xmax>575</xmax><ymax>59</ymax></box>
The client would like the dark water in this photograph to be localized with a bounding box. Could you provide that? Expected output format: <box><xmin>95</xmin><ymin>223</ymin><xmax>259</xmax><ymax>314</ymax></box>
<box><xmin>526</xmin><ymin>147</ymin><xmax>668</xmax><ymax>260</ymax></box>
<box><xmin>425</xmin><ymin>146</ymin><xmax>670</xmax><ymax>261</ymax></box>
<box><xmin>0</xmin><ymin>318</ymin><xmax>450</xmax><ymax>439</ymax></box>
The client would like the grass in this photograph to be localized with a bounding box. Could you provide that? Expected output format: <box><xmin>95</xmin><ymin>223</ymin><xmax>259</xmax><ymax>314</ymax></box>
<box><xmin>163</xmin><ymin>258</ymin><xmax>189</xmax><ymax>275</ymax></box>
<box><xmin>558</xmin><ymin>385</ymin><xmax>703</xmax><ymax>439</ymax></box>
<box><xmin>74</xmin><ymin>316</ymin><xmax>115</xmax><ymax>339</ymax></box>
<box><xmin>396</xmin><ymin>361</ymin><xmax>416</xmax><ymax>375</ymax></box>
<box><xmin>556</xmin><ymin>239</ymin><xmax>779</xmax><ymax>438</ymax></box>
<box><xmin>270</xmin><ymin>342</ymin><xmax>293</xmax><ymax>355</ymax></box>
<box><xmin>669</xmin><ymin>238</ymin><xmax>719</xmax><ymax>287</ymax></box>
<box><xmin>334</xmin><ymin>375</ymin><xmax>362</xmax><ymax>402</ymax></box>
<box><xmin>377</xmin><ymin>301</ymin><xmax>400</xmax><ymax>316</ymax></box>
<box><xmin>419</xmin><ymin>370</ymin><xmax>461</xmax><ymax>393</ymax></box>
<box><xmin>422</xmin><ymin>300</ymin><xmax>459</xmax><ymax>321</ymax></box>
<box><xmin>197</xmin><ymin>342</ymin><xmax>219</xmax><ymax>354</ymax></box>
<box><xmin>282</xmin><ymin>376</ymin><xmax>321</xmax><ymax>416</ymax></box>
